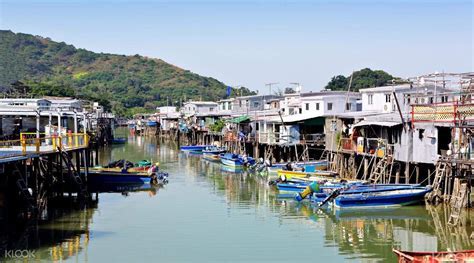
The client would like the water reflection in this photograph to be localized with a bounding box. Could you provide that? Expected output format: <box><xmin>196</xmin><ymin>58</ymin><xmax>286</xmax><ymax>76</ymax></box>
<box><xmin>182</xmin><ymin>151</ymin><xmax>474</xmax><ymax>262</ymax></box>
<box><xmin>2</xmin><ymin>133</ymin><xmax>473</xmax><ymax>262</ymax></box>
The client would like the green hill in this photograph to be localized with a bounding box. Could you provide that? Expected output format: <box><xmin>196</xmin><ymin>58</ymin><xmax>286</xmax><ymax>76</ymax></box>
<box><xmin>0</xmin><ymin>30</ymin><xmax>254</xmax><ymax>116</ymax></box>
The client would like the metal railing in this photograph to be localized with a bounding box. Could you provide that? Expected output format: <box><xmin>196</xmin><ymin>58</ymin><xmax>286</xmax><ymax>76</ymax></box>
<box><xmin>337</xmin><ymin>137</ymin><xmax>394</xmax><ymax>158</ymax></box>
<box><xmin>302</xmin><ymin>133</ymin><xmax>325</xmax><ymax>145</ymax></box>
<box><xmin>257</xmin><ymin>132</ymin><xmax>282</xmax><ymax>144</ymax></box>
<box><xmin>0</xmin><ymin>133</ymin><xmax>89</xmax><ymax>160</ymax></box>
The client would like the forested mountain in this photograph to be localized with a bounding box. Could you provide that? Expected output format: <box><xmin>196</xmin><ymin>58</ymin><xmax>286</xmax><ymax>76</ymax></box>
<box><xmin>0</xmin><ymin>30</ymin><xmax>254</xmax><ymax>116</ymax></box>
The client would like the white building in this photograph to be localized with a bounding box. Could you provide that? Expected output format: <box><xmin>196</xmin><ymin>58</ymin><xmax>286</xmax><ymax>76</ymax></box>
<box><xmin>217</xmin><ymin>98</ymin><xmax>234</xmax><ymax>115</ymax></box>
<box><xmin>300</xmin><ymin>90</ymin><xmax>361</xmax><ymax>116</ymax></box>
<box><xmin>279</xmin><ymin>93</ymin><xmax>301</xmax><ymax>116</ymax></box>
<box><xmin>156</xmin><ymin>106</ymin><xmax>177</xmax><ymax>114</ymax></box>
<box><xmin>359</xmin><ymin>84</ymin><xmax>455</xmax><ymax>114</ymax></box>
<box><xmin>182</xmin><ymin>101</ymin><xmax>218</xmax><ymax>116</ymax></box>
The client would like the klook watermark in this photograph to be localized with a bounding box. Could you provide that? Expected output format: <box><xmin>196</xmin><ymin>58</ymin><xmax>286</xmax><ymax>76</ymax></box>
<box><xmin>4</xmin><ymin>250</ymin><xmax>36</xmax><ymax>258</ymax></box>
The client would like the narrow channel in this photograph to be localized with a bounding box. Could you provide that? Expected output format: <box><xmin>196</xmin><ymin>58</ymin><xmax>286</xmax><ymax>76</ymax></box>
<box><xmin>2</xmin><ymin>130</ymin><xmax>473</xmax><ymax>262</ymax></box>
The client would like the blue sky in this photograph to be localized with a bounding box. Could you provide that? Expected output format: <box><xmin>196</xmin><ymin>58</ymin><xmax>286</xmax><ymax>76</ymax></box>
<box><xmin>0</xmin><ymin>0</ymin><xmax>472</xmax><ymax>93</ymax></box>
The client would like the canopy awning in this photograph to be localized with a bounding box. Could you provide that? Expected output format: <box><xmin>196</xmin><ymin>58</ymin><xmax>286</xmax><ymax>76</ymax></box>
<box><xmin>353</xmin><ymin>120</ymin><xmax>402</xmax><ymax>128</ymax></box>
<box><xmin>228</xmin><ymin>115</ymin><xmax>250</xmax><ymax>124</ymax></box>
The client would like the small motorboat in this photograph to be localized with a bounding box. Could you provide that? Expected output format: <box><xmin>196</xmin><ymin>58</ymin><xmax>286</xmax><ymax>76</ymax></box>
<box><xmin>393</xmin><ymin>248</ymin><xmax>474</xmax><ymax>262</ymax></box>
<box><xmin>332</xmin><ymin>185</ymin><xmax>432</xmax><ymax>208</ymax></box>
<box><xmin>202</xmin><ymin>146</ymin><xmax>227</xmax><ymax>155</ymax></box>
<box><xmin>112</xmin><ymin>137</ymin><xmax>127</xmax><ymax>144</ymax></box>
<box><xmin>85</xmin><ymin>163</ymin><xmax>168</xmax><ymax>185</ymax></box>
<box><xmin>180</xmin><ymin>145</ymin><xmax>213</xmax><ymax>153</ymax></box>
<box><xmin>146</xmin><ymin>121</ymin><xmax>158</xmax><ymax>127</ymax></box>
<box><xmin>203</xmin><ymin>153</ymin><xmax>221</xmax><ymax>162</ymax></box>
<box><xmin>220</xmin><ymin>153</ymin><xmax>255</xmax><ymax>167</ymax></box>
<box><xmin>277</xmin><ymin>169</ymin><xmax>338</xmax><ymax>180</ymax></box>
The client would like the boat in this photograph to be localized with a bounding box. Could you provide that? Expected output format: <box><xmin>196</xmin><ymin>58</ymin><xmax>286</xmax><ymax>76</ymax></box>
<box><xmin>220</xmin><ymin>153</ymin><xmax>255</xmax><ymax>167</ymax></box>
<box><xmin>180</xmin><ymin>145</ymin><xmax>213</xmax><ymax>153</ymax></box>
<box><xmin>331</xmin><ymin>185</ymin><xmax>432</xmax><ymax>208</ymax></box>
<box><xmin>393</xmin><ymin>248</ymin><xmax>474</xmax><ymax>262</ymax></box>
<box><xmin>203</xmin><ymin>153</ymin><xmax>221</xmax><ymax>162</ymax></box>
<box><xmin>146</xmin><ymin>120</ymin><xmax>158</xmax><ymax>127</ymax></box>
<box><xmin>271</xmin><ymin>160</ymin><xmax>328</xmax><ymax>171</ymax></box>
<box><xmin>202</xmin><ymin>146</ymin><xmax>227</xmax><ymax>155</ymax></box>
<box><xmin>85</xmin><ymin>169</ymin><xmax>156</xmax><ymax>184</ymax></box>
<box><xmin>112</xmin><ymin>137</ymin><xmax>127</xmax><ymax>144</ymax></box>
<box><xmin>277</xmin><ymin>169</ymin><xmax>338</xmax><ymax>180</ymax></box>
<box><xmin>257</xmin><ymin>160</ymin><xmax>328</xmax><ymax>177</ymax></box>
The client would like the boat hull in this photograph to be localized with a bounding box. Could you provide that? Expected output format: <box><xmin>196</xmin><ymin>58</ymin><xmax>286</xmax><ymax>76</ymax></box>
<box><xmin>334</xmin><ymin>187</ymin><xmax>431</xmax><ymax>208</ymax></box>
<box><xmin>393</xmin><ymin>249</ymin><xmax>474</xmax><ymax>263</ymax></box>
<box><xmin>277</xmin><ymin>169</ymin><xmax>337</xmax><ymax>180</ymax></box>
<box><xmin>86</xmin><ymin>171</ymin><xmax>152</xmax><ymax>184</ymax></box>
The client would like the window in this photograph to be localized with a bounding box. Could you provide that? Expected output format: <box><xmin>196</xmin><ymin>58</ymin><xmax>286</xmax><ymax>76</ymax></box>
<box><xmin>316</xmin><ymin>103</ymin><xmax>320</xmax><ymax>110</ymax></box>
<box><xmin>385</xmin><ymin>94</ymin><xmax>391</xmax><ymax>103</ymax></box>
<box><xmin>210</xmin><ymin>107</ymin><xmax>214</xmax><ymax>112</ymax></box>
<box><xmin>346</xmin><ymin>103</ymin><xmax>351</xmax><ymax>111</ymax></box>
<box><xmin>299</xmin><ymin>108</ymin><xmax>302</xmax><ymax>114</ymax></box>
<box><xmin>327</xmin><ymin>103</ymin><xmax>333</xmax><ymax>111</ymax></box>
<box><xmin>239</xmin><ymin>100</ymin><xmax>242</xmax><ymax>107</ymax></box>
<box><xmin>305</xmin><ymin>103</ymin><xmax>309</xmax><ymax>110</ymax></box>
<box><xmin>368</xmin><ymin>94</ymin><xmax>373</xmax><ymax>105</ymax></box>
<box><xmin>253</xmin><ymin>101</ymin><xmax>260</xmax><ymax>108</ymax></box>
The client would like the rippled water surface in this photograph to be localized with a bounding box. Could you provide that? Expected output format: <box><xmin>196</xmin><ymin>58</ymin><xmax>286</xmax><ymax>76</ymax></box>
<box><xmin>6</xmin><ymin>133</ymin><xmax>474</xmax><ymax>262</ymax></box>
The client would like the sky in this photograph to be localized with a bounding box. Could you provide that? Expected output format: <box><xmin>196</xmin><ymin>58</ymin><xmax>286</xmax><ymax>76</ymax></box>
<box><xmin>0</xmin><ymin>0</ymin><xmax>472</xmax><ymax>94</ymax></box>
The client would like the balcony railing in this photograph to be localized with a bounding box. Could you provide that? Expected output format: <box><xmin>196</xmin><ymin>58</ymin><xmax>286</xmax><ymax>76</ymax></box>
<box><xmin>0</xmin><ymin>133</ymin><xmax>89</xmax><ymax>160</ymax></box>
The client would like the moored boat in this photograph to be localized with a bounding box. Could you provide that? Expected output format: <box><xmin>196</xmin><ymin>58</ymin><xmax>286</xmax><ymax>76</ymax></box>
<box><xmin>203</xmin><ymin>153</ymin><xmax>221</xmax><ymax>162</ymax></box>
<box><xmin>180</xmin><ymin>145</ymin><xmax>213</xmax><ymax>153</ymax></box>
<box><xmin>112</xmin><ymin>137</ymin><xmax>127</xmax><ymax>144</ymax></box>
<box><xmin>202</xmin><ymin>146</ymin><xmax>227</xmax><ymax>155</ymax></box>
<box><xmin>393</xmin><ymin>248</ymin><xmax>474</xmax><ymax>262</ymax></box>
<box><xmin>332</xmin><ymin>185</ymin><xmax>432</xmax><ymax>208</ymax></box>
<box><xmin>146</xmin><ymin>120</ymin><xmax>158</xmax><ymax>127</ymax></box>
<box><xmin>277</xmin><ymin>169</ymin><xmax>338</xmax><ymax>180</ymax></box>
<box><xmin>85</xmin><ymin>169</ymin><xmax>155</xmax><ymax>184</ymax></box>
<box><xmin>220</xmin><ymin>153</ymin><xmax>255</xmax><ymax>167</ymax></box>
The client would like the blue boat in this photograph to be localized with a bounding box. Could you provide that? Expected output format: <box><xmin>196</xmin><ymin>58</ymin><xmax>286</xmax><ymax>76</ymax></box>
<box><xmin>180</xmin><ymin>145</ymin><xmax>213</xmax><ymax>152</ymax></box>
<box><xmin>270</xmin><ymin>160</ymin><xmax>328</xmax><ymax>172</ymax></box>
<box><xmin>220</xmin><ymin>153</ymin><xmax>256</xmax><ymax>167</ymax></box>
<box><xmin>332</xmin><ymin>185</ymin><xmax>432</xmax><ymax>208</ymax></box>
<box><xmin>146</xmin><ymin>121</ymin><xmax>158</xmax><ymax>127</ymax></box>
<box><xmin>86</xmin><ymin>170</ymin><xmax>153</xmax><ymax>184</ymax></box>
<box><xmin>112</xmin><ymin>137</ymin><xmax>127</xmax><ymax>144</ymax></box>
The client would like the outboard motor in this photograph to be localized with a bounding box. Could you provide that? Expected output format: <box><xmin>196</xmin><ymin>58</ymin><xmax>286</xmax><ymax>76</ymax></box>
<box><xmin>295</xmin><ymin>181</ymin><xmax>320</xmax><ymax>202</ymax></box>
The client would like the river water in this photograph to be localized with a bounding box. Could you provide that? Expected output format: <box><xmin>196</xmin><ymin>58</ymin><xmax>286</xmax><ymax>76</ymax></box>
<box><xmin>4</xmin><ymin>133</ymin><xmax>474</xmax><ymax>262</ymax></box>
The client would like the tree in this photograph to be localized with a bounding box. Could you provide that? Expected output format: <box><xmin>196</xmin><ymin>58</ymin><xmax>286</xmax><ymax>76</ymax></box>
<box><xmin>324</xmin><ymin>68</ymin><xmax>395</xmax><ymax>91</ymax></box>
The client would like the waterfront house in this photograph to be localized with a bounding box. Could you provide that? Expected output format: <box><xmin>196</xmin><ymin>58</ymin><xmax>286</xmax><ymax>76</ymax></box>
<box><xmin>182</xmin><ymin>101</ymin><xmax>218</xmax><ymax>117</ymax></box>
<box><xmin>300</xmin><ymin>90</ymin><xmax>360</xmax><ymax>116</ymax></box>
<box><xmin>217</xmin><ymin>98</ymin><xmax>234</xmax><ymax>116</ymax></box>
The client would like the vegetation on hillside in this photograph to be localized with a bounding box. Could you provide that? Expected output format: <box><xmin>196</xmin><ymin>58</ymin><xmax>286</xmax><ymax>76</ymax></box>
<box><xmin>0</xmin><ymin>30</ymin><xmax>255</xmax><ymax>116</ymax></box>
<box><xmin>325</xmin><ymin>68</ymin><xmax>400</xmax><ymax>91</ymax></box>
